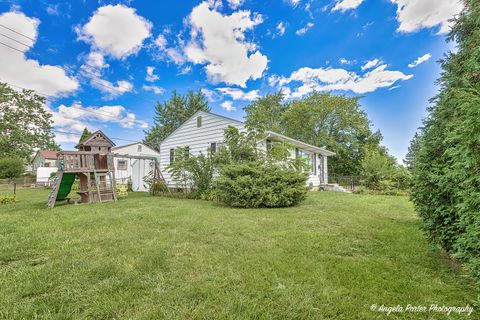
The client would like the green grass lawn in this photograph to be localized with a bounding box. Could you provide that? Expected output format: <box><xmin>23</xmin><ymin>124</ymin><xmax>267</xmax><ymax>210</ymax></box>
<box><xmin>0</xmin><ymin>189</ymin><xmax>476</xmax><ymax>319</ymax></box>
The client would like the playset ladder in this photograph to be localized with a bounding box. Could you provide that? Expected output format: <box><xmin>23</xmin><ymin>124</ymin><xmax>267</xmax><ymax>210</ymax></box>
<box><xmin>93</xmin><ymin>170</ymin><xmax>117</xmax><ymax>203</ymax></box>
<box><xmin>47</xmin><ymin>171</ymin><xmax>62</xmax><ymax>208</ymax></box>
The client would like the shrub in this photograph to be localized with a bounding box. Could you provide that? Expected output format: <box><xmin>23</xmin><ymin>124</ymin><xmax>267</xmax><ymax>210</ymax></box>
<box><xmin>0</xmin><ymin>156</ymin><xmax>24</xmax><ymax>180</ymax></box>
<box><xmin>188</xmin><ymin>152</ymin><xmax>215</xmax><ymax>199</ymax></box>
<box><xmin>0</xmin><ymin>194</ymin><xmax>17</xmax><ymax>204</ymax></box>
<box><xmin>213</xmin><ymin>161</ymin><xmax>308</xmax><ymax>208</ymax></box>
<box><xmin>71</xmin><ymin>181</ymin><xmax>80</xmax><ymax>191</ymax></box>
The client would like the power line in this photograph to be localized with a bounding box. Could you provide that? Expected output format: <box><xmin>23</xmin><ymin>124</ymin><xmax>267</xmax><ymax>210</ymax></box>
<box><xmin>0</xmin><ymin>23</ymin><xmax>35</xmax><ymax>41</ymax></box>
<box><xmin>54</xmin><ymin>129</ymin><xmax>139</xmax><ymax>143</ymax></box>
<box><xmin>0</xmin><ymin>32</ymin><xmax>31</xmax><ymax>48</ymax></box>
<box><xmin>0</xmin><ymin>40</ymin><xmax>25</xmax><ymax>54</ymax></box>
<box><xmin>0</xmin><ymin>23</ymin><xmax>158</xmax><ymax>107</ymax></box>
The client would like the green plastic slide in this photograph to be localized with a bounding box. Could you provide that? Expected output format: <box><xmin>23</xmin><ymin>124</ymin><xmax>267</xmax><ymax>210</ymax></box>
<box><xmin>56</xmin><ymin>173</ymin><xmax>76</xmax><ymax>201</ymax></box>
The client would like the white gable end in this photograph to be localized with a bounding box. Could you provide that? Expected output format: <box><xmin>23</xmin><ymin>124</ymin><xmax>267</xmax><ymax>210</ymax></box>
<box><xmin>159</xmin><ymin>111</ymin><xmax>244</xmax><ymax>185</ymax></box>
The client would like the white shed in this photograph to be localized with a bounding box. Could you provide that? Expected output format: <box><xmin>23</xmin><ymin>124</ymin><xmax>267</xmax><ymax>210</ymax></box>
<box><xmin>112</xmin><ymin>142</ymin><xmax>160</xmax><ymax>192</ymax></box>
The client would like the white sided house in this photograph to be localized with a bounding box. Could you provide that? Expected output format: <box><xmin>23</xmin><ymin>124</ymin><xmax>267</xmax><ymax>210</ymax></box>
<box><xmin>159</xmin><ymin>111</ymin><xmax>335</xmax><ymax>188</ymax></box>
<box><xmin>112</xmin><ymin>142</ymin><xmax>160</xmax><ymax>192</ymax></box>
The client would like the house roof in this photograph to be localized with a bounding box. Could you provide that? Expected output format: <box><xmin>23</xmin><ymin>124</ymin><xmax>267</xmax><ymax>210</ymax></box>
<box><xmin>75</xmin><ymin>130</ymin><xmax>115</xmax><ymax>149</ymax></box>
<box><xmin>112</xmin><ymin>142</ymin><xmax>159</xmax><ymax>154</ymax></box>
<box><xmin>264</xmin><ymin>131</ymin><xmax>336</xmax><ymax>156</ymax></box>
<box><xmin>161</xmin><ymin>110</ymin><xmax>335</xmax><ymax>156</ymax></box>
<box><xmin>112</xmin><ymin>142</ymin><xmax>143</xmax><ymax>150</ymax></box>
<box><xmin>37</xmin><ymin>150</ymin><xmax>59</xmax><ymax>159</ymax></box>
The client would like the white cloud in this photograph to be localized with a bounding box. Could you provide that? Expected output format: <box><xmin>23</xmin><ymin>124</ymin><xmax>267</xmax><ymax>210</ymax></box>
<box><xmin>226</xmin><ymin>0</ymin><xmax>244</xmax><ymax>9</ymax></box>
<box><xmin>361</xmin><ymin>58</ymin><xmax>381</xmax><ymax>70</ymax></box>
<box><xmin>390</xmin><ymin>0</ymin><xmax>463</xmax><ymax>34</ymax></box>
<box><xmin>0</xmin><ymin>11</ymin><xmax>78</xmax><ymax>97</ymax></box>
<box><xmin>183</xmin><ymin>1</ymin><xmax>268</xmax><ymax>87</ymax></box>
<box><xmin>269</xmin><ymin>64</ymin><xmax>413</xmax><ymax>97</ymax></box>
<box><xmin>217</xmin><ymin>87</ymin><xmax>260</xmax><ymax>101</ymax></box>
<box><xmin>142</xmin><ymin>84</ymin><xmax>164</xmax><ymax>95</ymax></box>
<box><xmin>79</xmin><ymin>51</ymin><xmax>133</xmax><ymax>99</ymax></box>
<box><xmin>287</xmin><ymin>0</ymin><xmax>301</xmax><ymax>7</ymax></box>
<box><xmin>49</xmin><ymin>102</ymin><xmax>148</xmax><ymax>140</ymax></box>
<box><xmin>201</xmin><ymin>88</ymin><xmax>219</xmax><ymax>102</ymax></box>
<box><xmin>77</xmin><ymin>4</ymin><xmax>152</xmax><ymax>59</ymax></box>
<box><xmin>154</xmin><ymin>34</ymin><xmax>167</xmax><ymax>50</ymax></box>
<box><xmin>332</xmin><ymin>0</ymin><xmax>365</xmax><ymax>12</ymax></box>
<box><xmin>221</xmin><ymin>101</ymin><xmax>236</xmax><ymax>111</ymax></box>
<box><xmin>296</xmin><ymin>22</ymin><xmax>314</xmax><ymax>36</ymax></box>
<box><xmin>339</xmin><ymin>58</ymin><xmax>356</xmax><ymax>65</ymax></box>
<box><xmin>408</xmin><ymin>53</ymin><xmax>432</xmax><ymax>68</ymax></box>
<box><xmin>145</xmin><ymin>66</ymin><xmax>159</xmax><ymax>82</ymax></box>
<box><xmin>46</xmin><ymin>4</ymin><xmax>60</xmax><ymax>16</ymax></box>
<box><xmin>276</xmin><ymin>22</ymin><xmax>286</xmax><ymax>36</ymax></box>
<box><xmin>166</xmin><ymin>47</ymin><xmax>186</xmax><ymax>65</ymax></box>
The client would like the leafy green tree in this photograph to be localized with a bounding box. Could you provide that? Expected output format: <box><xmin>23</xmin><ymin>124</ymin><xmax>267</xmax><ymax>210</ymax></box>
<box><xmin>215</xmin><ymin>126</ymin><xmax>258</xmax><ymax>164</ymax></box>
<box><xmin>0</xmin><ymin>83</ymin><xmax>59</xmax><ymax>162</ymax></box>
<box><xmin>0</xmin><ymin>156</ymin><xmax>24</xmax><ymax>194</ymax></box>
<box><xmin>360</xmin><ymin>148</ymin><xmax>396</xmax><ymax>190</ymax></box>
<box><xmin>144</xmin><ymin>90</ymin><xmax>210</xmax><ymax>149</ymax></box>
<box><xmin>0</xmin><ymin>156</ymin><xmax>24</xmax><ymax>180</ymax></box>
<box><xmin>167</xmin><ymin>146</ymin><xmax>192</xmax><ymax>192</ymax></box>
<box><xmin>243</xmin><ymin>91</ymin><xmax>387</xmax><ymax>176</ymax></box>
<box><xmin>244</xmin><ymin>92</ymin><xmax>288</xmax><ymax>133</ymax></box>
<box><xmin>410</xmin><ymin>0</ymin><xmax>480</xmax><ymax>290</ymax></box>
<box><xmin>79</xmin><ymin>128</ymin><xmax>92</xmax><ymax>143</ymax></box>
<box><xmin>188</xmin><ymin>152</ymin><xmax>216</xmax><ymax>199</ymax></box>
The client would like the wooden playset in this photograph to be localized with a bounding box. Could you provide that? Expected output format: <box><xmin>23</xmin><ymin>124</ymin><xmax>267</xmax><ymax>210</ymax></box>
<box><xmin>47</xmin><ymin>131</ymin><xmax>117</xmax><ymax>208</ymax></box>
<box><xmin>47</xmin><ymin>131</ymin><xmax>168</xmax><ymax>208</ymax></box>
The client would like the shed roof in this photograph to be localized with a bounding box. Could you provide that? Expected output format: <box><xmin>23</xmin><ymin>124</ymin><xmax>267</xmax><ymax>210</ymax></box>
<box><xmin>38</xmin><ymin>150</ymin><xmax>59</xmax><ymax>159</ymax></box>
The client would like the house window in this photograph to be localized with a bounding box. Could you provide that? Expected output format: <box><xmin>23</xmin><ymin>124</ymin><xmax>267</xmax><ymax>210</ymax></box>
<box><xmin>210</xmin><ymin>142</ymin><xmax>217</xmax><ymax>153</ymax></box>
<box><xmin>311</xmin><ymin>153</ymin><xmax>316</xmax><ymax>175</ymax></box>
<box><xmin>197</xmin><ymin>116</ymin><xmax>202</xmax><ymax>128</ymax></box>
<box><xmin>137</xmin><ymin>145</ymin><xmax>142</xmax><ymax>152</ymax></box>
<box><xmin>44</xmin><ymin>162</ymin><xmax>50</xmax><ymax>167</ymax></box>
<box><xmin>170</xmin><ymin>148</ymin><xmax>175</xmax><ymax>163</ymax></box>
<box><xmin>266</xmin><ymin>139</ymin><xmax>272</xmax><ymax>152</ymax></box>
<box><xmin>117</xmin><ymin>160</ymin><xmax>127</xmax><ymax>170</ymax></box>
<box><xmin>185</xmin><ymin>146</ymin><xmax>190</xmax><ymax>158</ymax></box>
<box><xmin>297</xmin><ymin>149</ymin><xmax>313</xmax><ymax>173</ymax></box>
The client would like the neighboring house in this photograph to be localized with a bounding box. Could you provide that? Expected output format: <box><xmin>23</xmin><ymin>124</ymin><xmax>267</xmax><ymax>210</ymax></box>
<box><xmin>112</xmin><ymin>142</ymin><xmax>160</xmax><ymax>192</ymax></box>
<box><xmin>159</xmin><ymin>110</ymin><xmax>335</xmax><ymax>188</ymax></box>
<box><xmin>32</xmin><ymin>150</ymin><xmax>60</xmax><ymax>184</ymax></box>
<box><xmin>32</xmin><ymin>150</ymin><xmax>58</xmax><ymax>171</ymax></box>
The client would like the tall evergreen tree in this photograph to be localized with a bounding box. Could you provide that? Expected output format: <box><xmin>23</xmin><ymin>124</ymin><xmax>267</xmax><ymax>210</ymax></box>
<box><xmin>0</xmin><ymin>83</ymin><xmax>59</xmax><ymax>162</ymax></box>
<box><xmin>403</xmin><ymin>130</ymin><xmax>422</xmax><ymax>170</ymax></box>
<box><xmin>144</xmin><ymin>90</ymin><xmax>210</xmax><ymax>150</ymax></box>
<box><xmin>410</xmin><ymin>0</ymin><xmax>480</xmax><ymax>290</ymax></box>
<box><xmin>79</xmin><ymin>128</ymin><xmax>92</xmax><ymax>144</ymax></box>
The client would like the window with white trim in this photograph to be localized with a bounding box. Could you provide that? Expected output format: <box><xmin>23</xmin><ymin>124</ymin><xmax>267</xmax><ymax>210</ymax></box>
<box><xmin>117</xmin><ymin>159</ymin><xmax>127</xmax><ymax>170</ymax></box>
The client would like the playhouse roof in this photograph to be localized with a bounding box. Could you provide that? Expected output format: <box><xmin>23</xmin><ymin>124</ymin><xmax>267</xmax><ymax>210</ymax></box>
<box><xmin>75</xmin><ymin>130</ymin><xmax>115</xmax><ymax>149</ymax></box>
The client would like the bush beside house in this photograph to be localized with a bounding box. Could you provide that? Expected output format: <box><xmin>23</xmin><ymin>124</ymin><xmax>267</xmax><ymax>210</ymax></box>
<box><xmin>214</xmin><ymin>161</ymin><xmax>307</xmax><ymax>208</ymax></box>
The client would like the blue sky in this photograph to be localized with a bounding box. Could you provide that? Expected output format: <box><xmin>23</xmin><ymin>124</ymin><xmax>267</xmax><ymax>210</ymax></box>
<box><xmin>0</xmin><ymin>0</ymin><xmax>463</xmax><ymax>162</ymax></box>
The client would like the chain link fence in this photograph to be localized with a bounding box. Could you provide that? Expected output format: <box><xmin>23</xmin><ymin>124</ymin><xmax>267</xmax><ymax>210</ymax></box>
<box><xmin>329</xmin><ymin>175</ymin><xmax>364</xmax><ymax>192</ymax></box>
